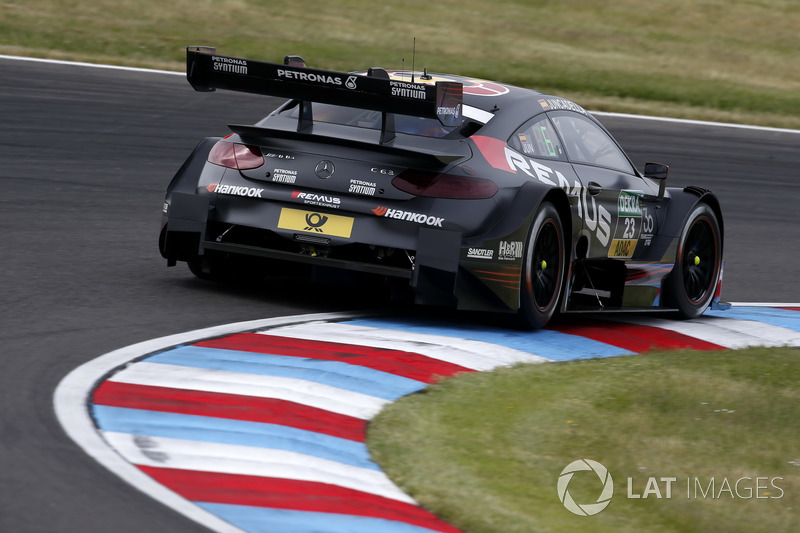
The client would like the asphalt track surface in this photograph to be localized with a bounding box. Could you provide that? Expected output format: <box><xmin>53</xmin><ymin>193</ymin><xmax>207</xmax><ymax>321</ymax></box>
<box><xmin>1</xmin><ymin>56</ymin><xmax>798</xmax><ymax>532</ymax></box>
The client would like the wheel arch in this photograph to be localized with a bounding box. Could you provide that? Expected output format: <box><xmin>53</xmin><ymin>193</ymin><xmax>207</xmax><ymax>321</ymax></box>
<box><xmin>667</xmin><ymin>186</ymin><xmax>724</xmax><ymax>246</ymax></box>
<box><xmin>661</xmin><ymin>188</ymin><xmax>725</xmax><ymax>317</ymax></box>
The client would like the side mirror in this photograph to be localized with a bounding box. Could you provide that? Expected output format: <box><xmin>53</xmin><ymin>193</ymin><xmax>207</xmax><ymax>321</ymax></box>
<box><xmin>644</xmin><ymin>162</ymin><xmax>669</xmax><ymax>198</ymax></box>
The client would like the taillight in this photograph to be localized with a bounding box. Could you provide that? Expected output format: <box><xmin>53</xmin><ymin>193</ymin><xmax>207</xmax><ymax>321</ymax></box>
<box><xmin>208</xmin><ymin>140</ymin><xmax>264</xmax><ymax>170</ymax></box>
<box><xmin>392</xmin><ymin>170</ymin><xmax>498</xmax><ymax>199</ymax></box>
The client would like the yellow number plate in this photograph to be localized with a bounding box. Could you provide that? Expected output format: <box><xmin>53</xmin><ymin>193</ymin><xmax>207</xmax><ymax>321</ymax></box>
<box><xmin>277</xmin><ymin>208</ymin><xmax>354</xmax><ymax>238</ymax></box>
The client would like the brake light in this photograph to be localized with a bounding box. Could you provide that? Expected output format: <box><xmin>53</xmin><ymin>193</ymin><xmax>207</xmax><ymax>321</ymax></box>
<box><xmin>208</xmin><ymin>141</ymin><xmax>264</xmax><ymax>170</ymax></box>
<box><xmin>392</xmin><ymin>170</ymin><xmax>498</xmax><ymax>199</ymax></box>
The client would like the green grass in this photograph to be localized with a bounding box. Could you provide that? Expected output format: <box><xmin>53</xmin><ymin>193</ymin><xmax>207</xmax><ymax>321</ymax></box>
<box><xmin>368</xmin><ymin>348</ymin><xmax>800</xmax><ymax>532</ymax></box>
<box><xmin>2</xmin><ymin>0</ymin><xmax>799</xmax><ymax>128</ymax></box>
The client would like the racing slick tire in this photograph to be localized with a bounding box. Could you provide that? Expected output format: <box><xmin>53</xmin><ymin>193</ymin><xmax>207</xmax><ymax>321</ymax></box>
<box><xmin>663</xmin><ymin>202</ymin><xmax>722</xmax><ymax>319</ymax></box>
<box><xmin>519</xmin><ymin>201</ymin><xmax>566</xmax><ymax>329</ymax></box>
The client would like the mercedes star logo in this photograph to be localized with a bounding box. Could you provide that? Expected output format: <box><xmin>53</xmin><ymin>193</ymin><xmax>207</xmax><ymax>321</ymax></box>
<box><xmin>315</xmin><ymin>160</ymin><xmax>335</xmax><ymax>179</ymax></box>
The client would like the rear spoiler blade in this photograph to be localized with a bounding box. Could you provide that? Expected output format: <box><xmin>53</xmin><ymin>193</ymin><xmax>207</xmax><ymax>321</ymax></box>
<box><xmin>228</xmin><ymin>124</ymin><xmax>468</xmax><ymax>165</ymax></box>
<box><xmin>186</xmin><ymin>46</ymin><xmax>463</xmax><ymax>128</ymax></box>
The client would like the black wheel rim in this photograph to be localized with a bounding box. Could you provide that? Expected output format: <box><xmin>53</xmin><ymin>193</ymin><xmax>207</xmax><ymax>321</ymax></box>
<box><xmin>682</xmin><ymin>216</ymin><xmax>717</xmax><ymax>303</ymax></box>
<box><xmin>532</xmin><ymin>219</ymin><xmax>561</xmax><ymax>311</ymax></box>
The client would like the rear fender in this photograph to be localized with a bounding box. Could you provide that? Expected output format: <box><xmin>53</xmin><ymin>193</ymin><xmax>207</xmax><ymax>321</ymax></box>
<box><xmin>453</xmin><ymin>182</ymin><xmax>572</xmax><ymax>313</ymax></box>
<box><xmin>160</xmin><ymin>138</ymin><xmax>219</xmax><ymax>262</ymax></box>
<box><xmin>165</xmin><ymin>137</ymin><xmax>220</xmax><ymax>197</ymax></box>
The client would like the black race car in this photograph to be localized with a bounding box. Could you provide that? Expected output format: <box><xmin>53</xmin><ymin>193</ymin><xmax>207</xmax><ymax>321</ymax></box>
<box><xmin>160</xmin><ymin>46</ymin><xmax>724</xmax><ymax>328</ymax></box>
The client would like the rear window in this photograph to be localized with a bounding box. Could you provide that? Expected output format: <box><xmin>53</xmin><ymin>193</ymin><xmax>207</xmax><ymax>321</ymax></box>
<box><xmin>277</xmin><ymin>102</ymin><xmax>458</xmax><ymax>139</ymax></box>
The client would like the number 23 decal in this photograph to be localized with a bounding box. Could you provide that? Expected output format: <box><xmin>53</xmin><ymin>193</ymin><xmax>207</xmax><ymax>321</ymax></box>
<box><xmin>622</xmin><ymin>217</ymin><xmax>638</xmax><ymax>239</ymax></box>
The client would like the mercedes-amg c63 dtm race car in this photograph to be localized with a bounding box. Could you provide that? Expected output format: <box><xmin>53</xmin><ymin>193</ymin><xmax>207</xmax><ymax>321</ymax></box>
<box><xmin>160</xmin><ymin>46</ymin><xmax>724</xmax><ymax>329</ymax></box>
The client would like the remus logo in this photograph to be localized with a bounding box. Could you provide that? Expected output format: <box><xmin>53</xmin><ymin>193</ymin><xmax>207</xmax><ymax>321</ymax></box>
<box><xmin>557</xmin><ymin>459</ymin><xmax>614</xmax><ymax>516</ymax></box>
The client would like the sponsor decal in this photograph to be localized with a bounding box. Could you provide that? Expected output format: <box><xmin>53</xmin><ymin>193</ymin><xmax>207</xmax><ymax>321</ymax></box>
<box><xmin>389</xmin><ymin>80</ymin><xmax>428</xmax><ymax>100</ymax></box>
<box><xmin>384</xmin><ymin>72</ymin><xmax>510</xmax><ymax>97</ymax></box>
<box><xmin>272</xmin><ymin>168</ymin><xmax>298</xmax><ymax>184</ymax></box>
<box><xmin>207</xmin><ymin>183</ymin><xmax>264</xmax><ymax>198</ymax></box>
<box><xmin>437</xmin><ymin>103</ymin><xmax>462</xmax><ymax>119</ymax></box>
<box><xmin>640</xmin><ymin>206</ymin><xmax>655</xmax><ymax>246</ymax></box>
<box><xmin>276</xmin><ymin>69</ymin><xmax>348</xmax><ymax>87</ymax></box>
<box><xmin>212</xmin><ymin>56</ymin><xmax>248</xmax><ymax>75</ymax></box>
<box><xmin>277</xmin><ymin>208</ymin><xmax>353</xmax><ymax>238</ymax></box>
<box><xmin>538</xmin><ymin>97</ymin><xmax>587</xmax><ymax>115</ymax></box>
<box><xmin>498</xmin><ymin>240</ymin><xmax>524</xmax><ymax>261</ymax></box>
<box><xmin>467</xmin><ymin>248</ymin><xmax>494</xmax><ymax>260</ymax></box>
<box><xmin>609</xmin><ymin>190</ymin><xmax>644</xmax><ymax>258</ymax></box>
<box><xmin>618</xmin><ymin>190</ymin><xmax>643</xmax><ymax>217</ymax></box>
<box><xmin>348</xmin><ymin>179</ymin><xmax>377</xmax><ymax>196</ymax></box>
<box><xmin>303</xmin><ymin>213</ymin><xmax>328</xmax><ymax>232</ymax></box>
<box><xmin>609</xmin><ymin>238</ymin><xmax>637</xmax><ymax>259</ymax></box>
<box><xmin>471</xmin><ymin>136</ymin><xmax>612</xmax><ymax>248</ymax></box>
<box><xmin>292</xmin><ymin>190</ymin><xmax>341</xmax><ymax>209</ymax></box>
<box><xmin>372</xmin><ymin>206</ymin><xmax>444</xmax><ymax>227</ymax></box>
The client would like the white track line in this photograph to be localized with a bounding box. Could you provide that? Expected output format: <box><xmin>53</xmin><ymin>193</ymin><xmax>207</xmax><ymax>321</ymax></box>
<box><xmin>2</xmin><ymin>54</ymin><xmax>798</xmax><ymax>136</ymax></box>
<box><xmin>53</xmin><ymin>312</ymin><xmax>360</xmax><ymax>533</ymax></box>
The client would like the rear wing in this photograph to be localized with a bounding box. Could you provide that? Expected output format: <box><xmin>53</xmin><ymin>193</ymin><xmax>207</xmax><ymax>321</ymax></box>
<box><xmin>186</xmin><ymin>46</ymin><xmax>464</xmax><ymax>140</ymax></box>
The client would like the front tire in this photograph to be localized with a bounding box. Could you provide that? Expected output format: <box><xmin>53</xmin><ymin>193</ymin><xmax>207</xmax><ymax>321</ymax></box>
<box><xmin>519</xmin><ymin>201</ymin><xmax>566</xmax><ymax>329</ymax></box>
<box><xmin>664</xmin><ymin>203</ymin><xmax>722</xmax><ymax>319</ymax></box>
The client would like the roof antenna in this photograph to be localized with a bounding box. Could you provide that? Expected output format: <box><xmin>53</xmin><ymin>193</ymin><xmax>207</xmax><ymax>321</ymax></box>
<box><xmin>411</xmin><ymin>37</ymin><xmax>416</xmax><ymax>83</ymax></box>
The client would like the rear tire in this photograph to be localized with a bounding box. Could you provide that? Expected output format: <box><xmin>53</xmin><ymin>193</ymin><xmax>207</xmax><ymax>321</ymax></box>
<box><xmin>519</xmin><ymin>201</ymin><xmax>566</xmax><ymax>329</ymax></box>
<box><xmin>664</xmin><ymin>203</ymin><xmax>722</xmax><ymax>319</ymax></box>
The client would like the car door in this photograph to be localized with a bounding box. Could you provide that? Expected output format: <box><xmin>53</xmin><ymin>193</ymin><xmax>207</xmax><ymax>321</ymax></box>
<box><xmin>549</xmin><ymin>111</ymin><xmax>659</xmax><ymax>261</ymax></box>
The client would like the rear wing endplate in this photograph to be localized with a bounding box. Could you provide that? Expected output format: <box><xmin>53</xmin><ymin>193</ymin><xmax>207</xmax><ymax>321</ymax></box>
<box><xmin>186</xmin><ymin>46</ymin><xmax>463</xmax><ymax>131</ymax></box>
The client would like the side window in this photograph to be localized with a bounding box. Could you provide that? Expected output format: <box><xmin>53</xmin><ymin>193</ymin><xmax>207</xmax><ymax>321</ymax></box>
<box><xmin>509</xmin><ymin>115</ymin><xmax>565</xmax><ymax>160</ymax></box>
<box><xmin>551</xmin><ymin>113</ymin><xmax>635</xmax><ymax>174</ymax></box>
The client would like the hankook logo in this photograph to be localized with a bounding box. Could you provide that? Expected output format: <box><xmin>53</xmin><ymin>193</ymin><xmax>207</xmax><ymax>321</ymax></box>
<box><xmin>315</xmin><ymin>160</ymin><xmax>335</xmax><ymax>179</ymax></box>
